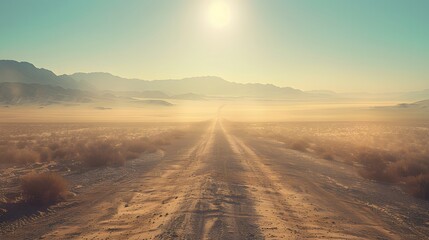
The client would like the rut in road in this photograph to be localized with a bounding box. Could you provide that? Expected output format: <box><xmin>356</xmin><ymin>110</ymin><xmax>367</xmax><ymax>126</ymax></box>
<box><xmin>158</xmin><ymin>120</ymin><xmax>263</xmax><ymax>240</ymax></box>
<box><xmin>160</xmin><ymin>118</ymin><xmax>352</xmax><ymax>239</ymax></box>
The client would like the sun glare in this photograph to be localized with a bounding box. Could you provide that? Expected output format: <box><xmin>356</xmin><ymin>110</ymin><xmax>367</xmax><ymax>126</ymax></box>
<box><xmin>208</xmin><ymin>1</ymin><xmax>231</xmax><ymax>28</ymax></box>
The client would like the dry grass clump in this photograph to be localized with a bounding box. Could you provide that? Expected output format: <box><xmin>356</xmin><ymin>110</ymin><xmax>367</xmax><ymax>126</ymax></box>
<box><xmin>16</xmin><ymin>141</ymin><xmax>29</xmax><ymax>149</ymax></box>
<box><xmin>21</xmin><ymin>172</ymin><xmax>68</xmax><ymax>205</ymax></box>
<box><xmin>51</xmin><ymin>145</ymin><xmax>76</xmax><ymax>162</ymax></box>
<box><xmin>151</xmin><ymin>136</ymin><xmax>171</xmax><ymax>146</ymax></box>
<box><xmin>124</xmin><ymin>138</ymin><xmax>157</xmax><ymax>154</ymax></box>
<box><xmin>33</xmin><ymin>146</ymin><xmax>52</xmax><ymax>162</ymax></box>
<box><xmin>290</xmin><ymin>140</ymin><xmax>310</xmax><ymax>152</ymax></box>
<box><xmin>124</xmin><ymin>151</ymin><xmax>140</xmax><ymax>160</ymax></box>
<box><xmin>48</xmin><ymin>142</ymin><xmax>60</xmax><ymax>151</ymax></box>
<box><xmin>403</xmin><ymin>174</ymin><xmax>429</xmax><ymax>199</ymax></box>
<box><xmin>356</xmin><ymin>149</ymin><xmax>397</xmax><ymax>182</ymax></box>
<box><xmin>354</xmin><ymin>152</ymin><xmax>429</xmax><ymax>199</ymax></box>
<box><xmin>170</xmin><ymin>129</ymin><xmax>185</xmax><ymax>139</ymax></box>
<box><xmin>149</xmin><ymin>129</ymin><xmax>185</xmax><ymax>146</ymax></box>
<box><xmin>79</xmin><ymin>140</ymin><xmax>125</xmax><ymax>167</ymax></box>
<box><xmin>122</xmin><ymin>138</ymin><xmax>159</xmax><ymax>160</ymax></box>
<box><xmin>0</xmin><ymin>147</ymin><xmax>39</xmax><ymax>165</ymax></box>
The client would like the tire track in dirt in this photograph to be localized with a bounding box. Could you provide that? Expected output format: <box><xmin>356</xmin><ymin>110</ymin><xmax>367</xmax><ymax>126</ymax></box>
<box><xmin>222</xmin><ymin>121</ymin><xmax>404</xmax><ymax>239</ymax></box>
<box><xmin>158</xmin><ymin>120</ymin><xmax>262</xmax><ymax>240</ymax></box>
<box><xmin>221</xmin><ymin>121</ymin><xmax>317</xmax><ymax>239</ymax></box>
<box><xmin>75</xmin><ymin>120</ymin><xmax>219</xmax><ymax>240</ymax></box>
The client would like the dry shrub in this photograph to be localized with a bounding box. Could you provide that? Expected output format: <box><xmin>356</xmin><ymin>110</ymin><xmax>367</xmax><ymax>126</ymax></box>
<box><xmin>39</xmin><ymin>148</ymin><xmax>52</xmax><ymax>162</ymax></box>
<box><xmin>387</xmin><ymin>159</ymin><xmax>428</xmax><ymax>178</ymax></box>
<box><xmin>404</xmin><ymin>174</ymin><xmax>429</xmax><ymax>199</ymax></box>
<box><xmin>356</xmin><ymin>151</ymin><xmax>397</xmax><ymax>182</ymax></box>
<box><xmin>291</xmin><ymin>140</ymin><xmax>310</xmax><ymax>152</ymax></box>
<box><xmin>125</xmin><ymin>139</ymin><xmax>157</xmax><ymax>154</ymax></box>
<box><xmin>0</xmin><ymin>148</ymin><xmax>39</xmax><ymax>165</ymax></box>
<box><xmin>79</xmin><ymin>141</ymin><xmax>125</xmax><ymax>167</ymax></box>
<box><xmin>358</xmin><ymin>153</ymin><xmax>429</xmax><ymax>199</ymax></box>
<box><xmin>16</xmin><ymin>141</ymin><xmax>28</xmax><ymax>149</ymax></box>
<box><xmin>311</xmin><ymin>144</ymin><xmax>335</xmax><ymax>161</ymax></box>
<box><xmin>170</xmin><ymin>129</ymin><xmax>185</xmax><ymax>139</ymax></box>
<box><xmin>123</xmin><ymin>139</ymin><xmax>157</xmax><ymax>160</ymax></box>
<box><xmin>124</xmin><ymin>151</ymin><xmax>140</xmax><ymax>160</ymax></box>
<box><xmin>34</xmin><ymin>147</ymin><xmax>52</xmax><ymax>162</ymax></box>
<box><xmin>144</xmin><ymin>144</ymin><xmax>158</xmax><ymax>153</ymax></box>
<box><xmin>151</xmin><ymin>136</ymin><xmax>171</xmax><ymax>146</ymax></box>
<box><xmin>48</xmin><ymin>143</ymin><xmax>60</xmax><ymax>151</ymax></box>
<box><xmin>21</xmin><ymin>172</ymin><xmax>68</xmax><ymax>205</ymax></box>
<box><xmin>321</xmin><ymin>152</ymin><xmax>334</xmax><ymax>161</ymax></box>
<box><xmin>51</xmin><ymin>146</ymin><xmax>77</xmax><ymax>162</ymax></box>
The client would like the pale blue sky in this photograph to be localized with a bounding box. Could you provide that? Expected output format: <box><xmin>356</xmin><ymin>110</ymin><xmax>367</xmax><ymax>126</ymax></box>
<box><xmin>1</xmin><ymin>0</ymin><xmax>428</xmax><ymax>92</ymax></box>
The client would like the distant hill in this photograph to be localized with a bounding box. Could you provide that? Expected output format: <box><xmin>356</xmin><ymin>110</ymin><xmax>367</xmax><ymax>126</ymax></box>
<box><xmin>0</xmin><ymin>60</ymin><xmax>92</xmax><ymax>90</ymax></box>
<box><xmin>131</xmin><ymin>99</ymin><xmax>173</xmax><ymax>106</ymax></box>
<box><xmin>395</xmin><ymin>99</ymin><xmax>429</xmax><ymax>109</ymax></box>
<box><xmin>102</xmin><ymin>90</ymin><xmax>170</xmax><ymax>99</ymax></box>
<box><xmin>0</xmin><ymin>82</ymin><xmax>94</xmax><ymax>104</ymax></box>
<box><xmin>376</xmin><ymin>99</ymin><xmax>429</xmax><ymax>120</ymax></box>
<box><xmin>0</xmin><ymin>82</ymin><xmax>174</xmax><ymax>107</ymax></box>
<box><xmin>172</xmin><ymin>93</ymin><xmax>206</xmax><ymax>100</ymax></box>
<box><xmin>333</xmin><ymin>90</ymin><xmax>429</xmax><ymax>102</ymax></box>
<box><xmin>70</xmin><ymin>73</ymin><xmax>306</xmax><ymax>98</ymax></box>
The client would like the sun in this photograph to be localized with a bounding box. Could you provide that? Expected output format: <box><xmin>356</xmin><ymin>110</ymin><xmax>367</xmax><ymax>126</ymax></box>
<box><xmin>208</xmin><ymin>1</ymin><xmax>231</xmax><ymax>28</ymax></box>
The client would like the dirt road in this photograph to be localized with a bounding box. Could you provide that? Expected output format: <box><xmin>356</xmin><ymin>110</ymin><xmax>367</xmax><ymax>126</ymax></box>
<box><xmin>1</xmin><ymin>119</ymin><xmax>428</xmax><ymax>239</ymax></box>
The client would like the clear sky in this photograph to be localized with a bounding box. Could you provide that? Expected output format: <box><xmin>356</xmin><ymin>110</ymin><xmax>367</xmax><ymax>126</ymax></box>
<box><xmin>1</xmin><ymin>0</ymin><xmax>428</xmax><ymax>92</ymax></box>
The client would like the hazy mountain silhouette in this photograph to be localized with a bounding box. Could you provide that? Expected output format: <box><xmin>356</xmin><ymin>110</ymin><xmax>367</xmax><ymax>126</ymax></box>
<box><xmin>1</xmin><ymin>60</ymin><xmax>429</xmax><ymax>101</ymax></box>
<box><xmin>327</xmin><ymin>90</ymin><xmax>429</xmax><ymax>102</ymax></box>
<box><xmin>172</xmin><ymin>93</ymin><xmax>206</xmax><ymax>100</ymax></box>
<box><xmin>102</xmin><ymin>90</ymin><xmax>170</xmax><ymax>99</ymax></box>
<box><xmin>130</xmin><ymin>99</ymin><xmax>174</xmax><ymax>106</ymax></box>
<box><xmin>0</xmin><ymin>60</ymin><xmax>92</xmax><ymax>90</ymax></box>
<box><xmin>0</xmin><ymin>61</ymin><xmax>307</xmax><ymax>98</ymax></box>
<box><xmin>0</xmin><ymin>82</ymin><xmax>94</xmax><ymax>104</ymax></box>
<box><xmin>395</xmin><ymin>99</ymin><xmax>429</xmax><ymax>109</ymax></box>
<box><xmin>0</xmin><ymin>82</ymin><xmax>174</xmax><ymax>106</ymax></box>
<box><xmin>71</xmin><ymin>72</ymin><xmax>306</xmax><ymax>98</ymax></box>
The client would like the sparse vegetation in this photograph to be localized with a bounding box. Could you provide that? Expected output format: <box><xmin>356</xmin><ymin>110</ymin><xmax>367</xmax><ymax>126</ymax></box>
<box><xmin>404</xmin><ymin>174</ymin><xmax>429</xmax><ymax>199</ymax></box>
<box><xmin>0</xmin><ymin>122</ymin><xmax>189</xmax><ymax>228</ymax></box>
<box><xmin>21</xmin><ymin>172</ymin><xmax>68</xmax><ymax>205</ymax></box>
<box><xmin>123</xmin><ymin>138</ymin><xmax>157</xmax><ymax>155</ymax></box>
<box><xmin>0</xmin><ymin>147</ymin><xmax>39</xmax><ymax>165</ymax></box>
<box><xmin>0</xmin><ymin>123</ymin><xmax>186</xmax><ymax>168</ymax></box>
<box><xmin>230</xmin><ymin>122</ymin><xmax>429</xmax><ymax>200</ymax></box>
<box><xmin>80</xmin><ymin>140</ymin><xmax>125</xmax><ymax>167</ymax></box>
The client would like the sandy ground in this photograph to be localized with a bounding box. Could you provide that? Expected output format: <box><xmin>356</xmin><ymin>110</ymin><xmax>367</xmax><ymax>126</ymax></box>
<box><xmin>1</xmin><ymin>118</ymin><xmax>429</xmax><ymax>239</ymax></box>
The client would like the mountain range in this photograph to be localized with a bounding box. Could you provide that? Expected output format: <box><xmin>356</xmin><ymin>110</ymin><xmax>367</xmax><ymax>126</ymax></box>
<box><xmin>0</xmin><ymin>60</ymin><xmax>429</xmax><ymax>104</ymax></box>
<box><xmin>0</xmin><ymin>60</ymin><xmax>306</xmax><ymax>99</ymax></box>
<box><xmin>0</xmin><ymin>82</ymin><xmax>94</xmax><ymax>105</ymax></box>
<box><xmin>70</xmin><ymin>72</ymin><xmax>307</xmax><ymax>98</ymax></box>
